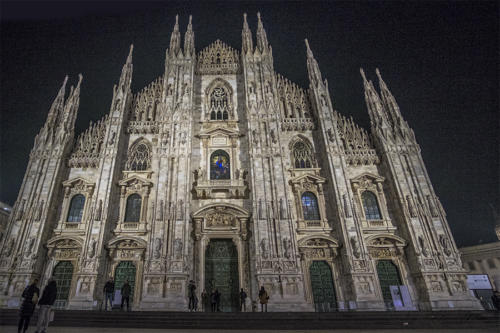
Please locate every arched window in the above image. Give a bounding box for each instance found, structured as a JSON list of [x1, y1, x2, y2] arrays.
[[292, 140, 314, 169], [362, 191, 382, 220], [67, 194, 85, 222], [125, 194, 142, 222], [126, 139, 152, 171], [210, 150, 230, 180], [301, 192, 320, 220], [209, 86, 230, 120]]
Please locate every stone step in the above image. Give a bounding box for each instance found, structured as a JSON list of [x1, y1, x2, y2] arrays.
[[0, 309, 498, 330]]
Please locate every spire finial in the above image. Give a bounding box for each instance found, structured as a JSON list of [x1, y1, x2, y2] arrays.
[[305, 38, 313, 58], [256, 12, 269, 52], [175, 14, 179, 26], [189, 15, 192, 25], [360, 68, 367, 82], [257, 12, 261, 21]]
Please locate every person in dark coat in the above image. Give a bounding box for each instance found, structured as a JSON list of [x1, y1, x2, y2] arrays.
[[187, 280, 196, 311], [18, 278, 40, 333], [492, 290, 500, 311], [35, 278, 57, 333], [201, 289, 208, 312], [120, 280, 132, 311], [258, 286, 269, 312], [103, 278, 115, 311], [239, 288, 247, 312], [210, 289, 217, 312], [214, 289, 221, 312]]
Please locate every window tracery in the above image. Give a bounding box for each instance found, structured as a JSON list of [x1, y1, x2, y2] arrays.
[[209, 87, 230, 120], [301, 192, 320, 220], [362, 191, 382, 220], [126, 139, 152, 171], [292, 140, 315, 168], [125, 194, 142, 222], [67, 194, 85, 222]]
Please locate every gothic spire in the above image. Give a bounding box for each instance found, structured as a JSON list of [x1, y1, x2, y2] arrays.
[[376, 68, 402, 120], [45, 75, 68, 129], [242, 13, 253, 54], [118, 44, 133, 89], [169, 14, 181, 56], [304, 39, 323, 86], [360, 68, 388, 129], [184, 15, 195, 57], [256, 12, 269, 53], [62, 74, 82, 133]]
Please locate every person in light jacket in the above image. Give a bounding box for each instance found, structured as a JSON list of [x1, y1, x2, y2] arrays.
[[35, 278, 57, 333]]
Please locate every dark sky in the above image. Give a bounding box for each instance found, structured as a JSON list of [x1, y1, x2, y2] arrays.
[[0, 1, 498, 247]]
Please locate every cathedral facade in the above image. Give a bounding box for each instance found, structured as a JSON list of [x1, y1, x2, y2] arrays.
[[0, 14, 481, 311]]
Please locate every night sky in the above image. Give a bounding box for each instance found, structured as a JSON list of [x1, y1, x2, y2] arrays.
[[1, 1, 498, 247]]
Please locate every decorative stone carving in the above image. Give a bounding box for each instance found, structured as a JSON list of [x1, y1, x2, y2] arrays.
[[196, 40, 240, 75], [69, 115, 108, 168], [205, 211, 236, 227], [276, 74, 315, 131], [334, 111, 379, 165], [439, 234, 452, 257], [154, 237, 162, 259], [260, 238, 269, 259], [173, 238, 183, 260], [283, 237, 292, 259]]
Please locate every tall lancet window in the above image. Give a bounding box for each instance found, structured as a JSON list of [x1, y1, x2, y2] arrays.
[[301, 192, 320, 220], [362, 191, 382, 220], [292, 140, 314, 169], [209, 87, 229, 120], [210, 150, 230, 180], [125, 194, 142, 222], [67, 194, 85, 222], [126, 139, 152, 171]]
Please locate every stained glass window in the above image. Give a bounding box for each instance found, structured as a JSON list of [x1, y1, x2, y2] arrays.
[[210, 150, 230, 180], [209, 87, 230, 120], [362, 191, 382, 220], [301, 192, 320, 220], [67, 194, 85, 222], [126, 140, 151, 171], [125, 194, 142, 222], [292, 141, 314, 169]]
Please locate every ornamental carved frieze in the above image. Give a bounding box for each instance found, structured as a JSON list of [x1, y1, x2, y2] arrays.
[[107, 238, 146, 260], [47, 238, 82, 260], [298, 237, 340, 261], [205, 211, 237, 228], [69, 115, 108, 168], [196, 40, 240, 75], [365, 234, 407, 259], [63, 178, 95, 197]]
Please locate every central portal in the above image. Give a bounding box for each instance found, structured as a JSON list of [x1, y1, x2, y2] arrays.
[[204, 239, 239, 312]]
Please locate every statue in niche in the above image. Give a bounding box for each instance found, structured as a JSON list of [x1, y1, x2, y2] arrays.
[[439, 235, 451, 256], [283, 238, 292, 259], [350, 236, 360, 259], [154, 237, 162, 259], [260, 238, 269, 259], [270, 129, 277, 144], [258, 199, 263, 219], [25, 237, 35, 256], [174, 238, 183, 259], [407, 196, 416, 217], [157, 200, 164, 221], [178, 200, 184, 220], [108, 131, 116, 145], [95, 200, 102, 221], [343, 194, 352, 218], [88, 239, 97, 259], [418, 236, 428, 257], [279, 198, 285, 220], [5, 238, 14, 257]]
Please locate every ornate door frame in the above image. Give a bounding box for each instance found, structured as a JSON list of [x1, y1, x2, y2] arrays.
[[298, 235, 344, 307], [192, 204, 250, 300], [107, 236, 146, 307]]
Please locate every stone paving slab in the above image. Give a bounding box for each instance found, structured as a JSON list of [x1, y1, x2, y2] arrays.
[[2, 328, 499, 333]]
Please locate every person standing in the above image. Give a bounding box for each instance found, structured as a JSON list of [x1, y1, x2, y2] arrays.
[[188, 280, 196, 311], [258, 286, 269, 312], [215, 289, 221, 312], [18, 278, 39, 333], [210, 289, 217, 312], [34, 278, 57, 333], [120, 280, 131, 311], [103, 278, 115, 311], [239, 288, 247, 312], [201, 289, 208, 312]]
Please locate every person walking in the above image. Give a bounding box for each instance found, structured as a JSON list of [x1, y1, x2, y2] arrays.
[[103, 278, 115, 311], [210, 289, 217, 312], [34, 278, 57, 333], [120, 280, 131, 311], [18, 278, 39, 333], [188, 280, 196, 311], [239, 288, 247, 312], [258, 286, 269, 312], [201, 289, 208, 312]]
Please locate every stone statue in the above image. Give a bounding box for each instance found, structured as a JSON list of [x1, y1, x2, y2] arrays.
[[88, 239, 97, 258], [174, 238, 183, 259], [154, 237, 162, 259], [350, 237, 360, 259], [260, 238, 269, 259], [95, 200, 102, 221], [283, 238, 292, 259]]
